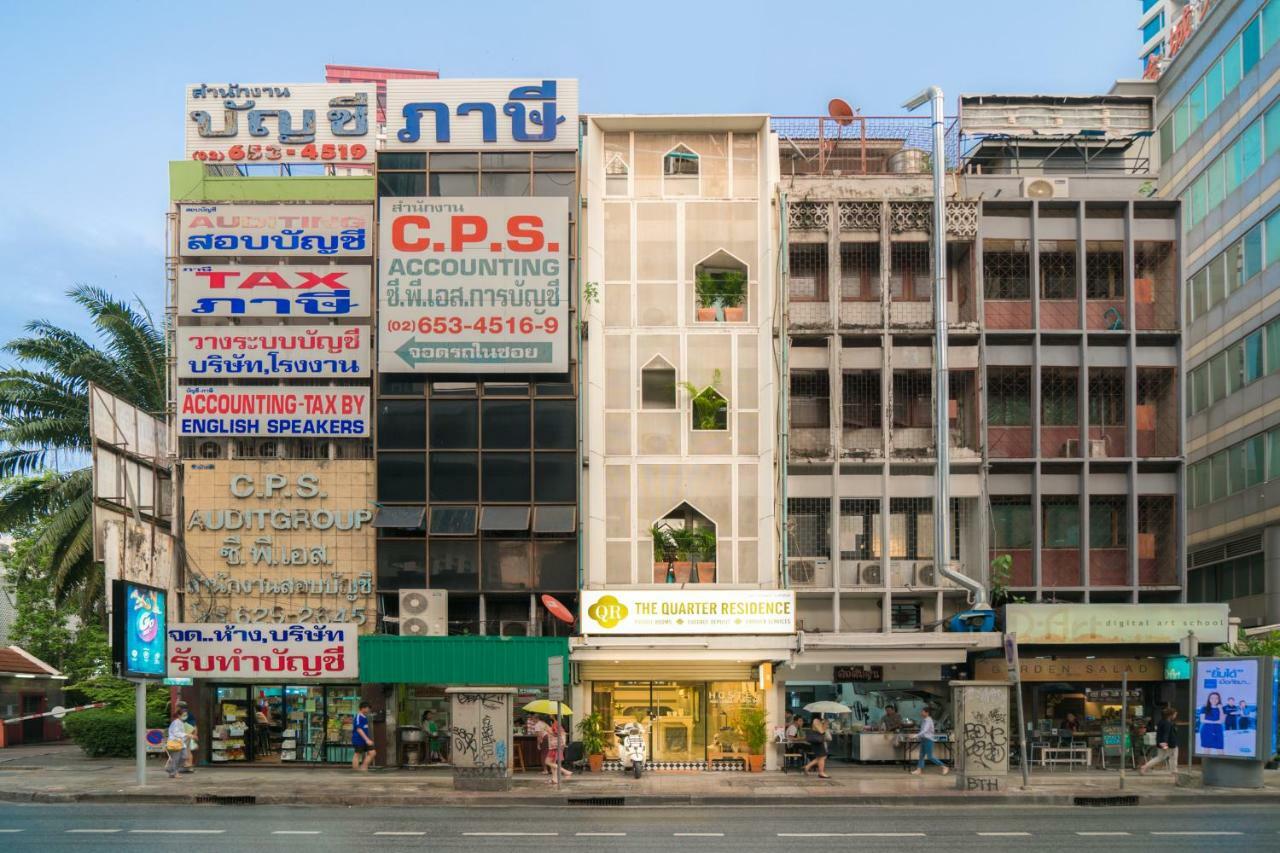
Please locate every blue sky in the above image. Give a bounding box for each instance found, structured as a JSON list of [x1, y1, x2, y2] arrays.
[[0, 0, 1137, 346]]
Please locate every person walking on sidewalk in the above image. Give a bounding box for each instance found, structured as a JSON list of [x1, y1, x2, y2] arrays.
[[803, 718, 830, 778], [1139, 707, 1179, 776], [178, 701, 196, 774], [352, 701, 376, 772], [164, 708, 189, 780], [911, 707, 949, 776]]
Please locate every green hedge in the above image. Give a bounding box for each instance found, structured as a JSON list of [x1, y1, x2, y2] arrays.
[[64, 706, 170, 758]]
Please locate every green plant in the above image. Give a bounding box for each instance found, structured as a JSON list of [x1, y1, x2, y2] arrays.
[[63, 710, 137, 758], [1226, 630, 1280, 657], [737, 702, 769, 755], [989, 553, 1025, 608], [678, 370, 728, 430], [651, 523, 676, 561], [695, 270, 746, 309], [577, 712, 607, 756]]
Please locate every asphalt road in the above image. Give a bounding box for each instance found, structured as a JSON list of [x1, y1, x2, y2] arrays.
[[0, 803, 1276, 851]]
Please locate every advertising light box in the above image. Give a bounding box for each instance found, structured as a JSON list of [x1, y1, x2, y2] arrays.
[[1193, 658, 1260, 760], [111, 580, 167, 679], [580, 590, 795, 636], [378, 197, 569, 373]]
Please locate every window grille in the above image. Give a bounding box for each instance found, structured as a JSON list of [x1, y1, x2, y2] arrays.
[[983, 239, 1031, 300]]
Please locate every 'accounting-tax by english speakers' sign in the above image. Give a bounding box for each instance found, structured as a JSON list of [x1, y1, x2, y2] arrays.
[[178, 387, 369, 437], [581, 590, 795, 636], [1004, 603, 1230, 645]]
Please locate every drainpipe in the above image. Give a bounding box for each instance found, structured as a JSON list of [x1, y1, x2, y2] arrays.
[[904, 86, 989, 610], [576, 118, 585, 596], [778, 189, 790, 589]]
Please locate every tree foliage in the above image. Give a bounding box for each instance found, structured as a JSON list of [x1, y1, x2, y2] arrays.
[[0, 286, 165, 617]]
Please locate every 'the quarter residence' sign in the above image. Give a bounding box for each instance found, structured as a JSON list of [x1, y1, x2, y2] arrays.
[[1004, 603, 1229, 645], [581, 590, 795, 635]]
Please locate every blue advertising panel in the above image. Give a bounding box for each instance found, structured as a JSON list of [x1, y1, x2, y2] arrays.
[[112, 581, 167, 679], [1272, 658, 1279, 759], [1192, 658, 1259, 759]]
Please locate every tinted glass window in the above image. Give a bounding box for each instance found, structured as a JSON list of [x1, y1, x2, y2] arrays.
[[483, 452, 531, 501], [377, 540, 425, 590], [429, 540, 479, 591], [533, 152, 577, 168], [430, 153, 477, 170], [378, 400, 426, 449], [429, 506, 477, 536], [482, 172, 531, 196], [429, 452, 478, 501], [378, 172, 426, 197], [379, 153, 425, 169], [535, 540, 577, 590], [430, 399, 477, 448], [534, 453, 576, 502], [482, 400, 531, 448], [482, 540, 531, 590], [377, 452, 426, 502], [533, 172, 576, 199], [534, 400, 575, 448], [430, 173, 478, 196], [483, 153, 530, 169]]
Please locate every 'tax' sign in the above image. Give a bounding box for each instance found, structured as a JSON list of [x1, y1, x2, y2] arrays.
[[178, 265, 372, 317]]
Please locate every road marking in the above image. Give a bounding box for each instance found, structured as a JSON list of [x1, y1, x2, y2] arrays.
[[1077, 832, 1132, 836], [67, 829, 122, 834], [129, 830, 225, 835], [463, 832, 560, 837], [778, 833, 860, 837], [375, 831, 427, 836], [847, 833, 927, 838], [1151, 831, 1243, 836], [576, 832, 627, 837], [0, 831, 23, 834], [273, 830, 321, 835], [675, 832, 725, 836], [979, 832, 1032, 836]]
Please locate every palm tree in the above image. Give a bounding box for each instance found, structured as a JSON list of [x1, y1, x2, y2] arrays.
[[0, 286, 165, 617]]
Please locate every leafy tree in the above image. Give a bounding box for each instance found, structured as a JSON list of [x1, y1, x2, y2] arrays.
[[4, 528, 74, 667], [1225, 631, 1280, 658], [0, 286, 165, 617]]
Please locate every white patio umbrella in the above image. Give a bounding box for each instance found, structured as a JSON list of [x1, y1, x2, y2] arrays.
[[803, 700, 852, 717]]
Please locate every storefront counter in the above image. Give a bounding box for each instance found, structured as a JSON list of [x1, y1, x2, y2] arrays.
[[852, 731, 901, 762]]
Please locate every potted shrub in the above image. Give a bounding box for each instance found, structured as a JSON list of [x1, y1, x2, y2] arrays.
[[695, 270, 746, 322], [679, 370, 728, 431], [737, 702, 769, 772], [718, 270, 747, 322], [577, 712, 607, 772]]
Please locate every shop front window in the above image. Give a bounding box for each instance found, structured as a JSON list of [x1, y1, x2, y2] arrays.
[[210, 684, 359, 764], [590, 680, 757, 767]]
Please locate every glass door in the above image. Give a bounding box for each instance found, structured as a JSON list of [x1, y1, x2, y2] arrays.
[[650, 682, 705, 763], [282, 686, 326, 763], [325, 687, 362, 764], [211, 686, 250, 762]]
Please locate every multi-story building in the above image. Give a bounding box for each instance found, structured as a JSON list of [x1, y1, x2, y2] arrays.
[[575, 115, 787, 769], [1141, 0, 1190, 75], [1157, 0, 1280, 628]]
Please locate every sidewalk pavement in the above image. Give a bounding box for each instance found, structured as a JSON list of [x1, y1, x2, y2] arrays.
[[1, 743, 1278, 806]]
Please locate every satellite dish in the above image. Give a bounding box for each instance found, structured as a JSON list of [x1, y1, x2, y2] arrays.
[[541, 594, 575, 625], [828, 98, 855, 126]]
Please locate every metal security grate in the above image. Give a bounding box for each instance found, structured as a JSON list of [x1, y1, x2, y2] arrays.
[[567, 797, 627, 807], [195, 794, 257, 806], [1073, 795, 1138, 807]]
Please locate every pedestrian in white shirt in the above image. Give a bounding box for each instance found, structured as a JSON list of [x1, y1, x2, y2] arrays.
[[165, 708, 189, 779], [910, 707, 949, 776]]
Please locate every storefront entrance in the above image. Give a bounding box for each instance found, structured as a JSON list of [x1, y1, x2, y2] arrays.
[[208, 684, 361, 764], [590, 680, 760, 769]]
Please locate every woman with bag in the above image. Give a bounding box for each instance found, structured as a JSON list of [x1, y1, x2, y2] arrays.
[[803, 718, 830, 778], [541, 718, 573, 782], [165, 708, 190, 779]]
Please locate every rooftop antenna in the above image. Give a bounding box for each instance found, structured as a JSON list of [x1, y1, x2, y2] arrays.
[[823, 98, 857, 173]]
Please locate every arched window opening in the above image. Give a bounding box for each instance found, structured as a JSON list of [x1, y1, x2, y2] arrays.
[[650, 502, 717, 583]]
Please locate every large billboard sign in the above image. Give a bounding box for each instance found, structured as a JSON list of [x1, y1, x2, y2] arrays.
[[177, 265, 372, 318], [185, 83, 376, 165], [1193, 658, 1260, 759], [384, 79, 579, 149], [580, 590, 795, 635], [177, 387, 370, 437], [177, 325, 370, 379], [179, 204, 373, 257], [378, 197, 569, 373]]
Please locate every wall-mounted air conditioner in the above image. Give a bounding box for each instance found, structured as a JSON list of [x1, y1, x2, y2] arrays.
[[858, 563, 882, 586], [787, 557, 830, 587], [1022, 177, 1069, 199], [1088, 438, 1109, 458], [399, 589, 447, 637]]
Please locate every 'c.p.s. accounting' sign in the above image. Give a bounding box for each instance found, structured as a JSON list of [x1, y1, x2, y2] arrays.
[[580, 590, 795, 636]]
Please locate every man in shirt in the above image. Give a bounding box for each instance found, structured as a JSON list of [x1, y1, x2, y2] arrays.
[[352, 701, 375, 772], [1139, 708, 1179, 777], [881, 705, 905, 732]]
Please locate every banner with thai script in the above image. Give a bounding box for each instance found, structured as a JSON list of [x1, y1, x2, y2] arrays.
[[378, 197, 568, 373], [177, 325, 371, 379], [177, 265, 372, 318], [185, 83, 375, 165], [178, 387, 369, 436], [166, 623, 358, 680], [179, 204, 373, 257], [385, 79, 578, 149]]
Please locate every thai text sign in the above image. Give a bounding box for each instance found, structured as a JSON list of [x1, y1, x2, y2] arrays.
[[179, 204, 373, 257], [182, 462, 375, 631], [177, 265, 372, 318], [1193, 658, 1259, 759], [580, 590, 795, 635], [178, 387, 369, 437], [1004, 603, 1229, 645], [177, 325, 370, 379], [186, 83, 375, 165], [385, 79, 578, 149], [166, 623, 358, 680], [974, 657, 1165, 682], [378, 197, 568, 373]]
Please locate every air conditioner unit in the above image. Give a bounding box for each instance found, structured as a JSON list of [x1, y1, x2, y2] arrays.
[[859, 563, 882, 586], [1022, 177, 1069, 199], [1063, 438, 1080, 458], [399, 589, 447, 637], [1088, 438, 1109, 458], [499, 620, 529, 637], [787, 557, 829, 587], [917, 563, 936, 586]]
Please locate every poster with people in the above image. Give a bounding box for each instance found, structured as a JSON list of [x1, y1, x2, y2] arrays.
[[1192, 658, 1259, 759]]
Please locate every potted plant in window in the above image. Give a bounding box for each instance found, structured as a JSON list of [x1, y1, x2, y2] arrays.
[[737, 702, 769, 772], [718, 270, 747, 322], [695, 271, 722, 322], [695, 270, 746, 322], [577, 712, 607, 773], [679, 371, 728, 431]]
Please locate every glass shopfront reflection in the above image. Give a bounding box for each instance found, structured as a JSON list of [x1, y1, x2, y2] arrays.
[[591, 680, 760, 766]]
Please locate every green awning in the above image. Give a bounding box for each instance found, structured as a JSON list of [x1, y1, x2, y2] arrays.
[[358, 635, 569, 686]]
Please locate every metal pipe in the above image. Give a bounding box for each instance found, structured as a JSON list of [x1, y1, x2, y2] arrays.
[[778, 189, 790, 588], [905, 85, 988, 610]]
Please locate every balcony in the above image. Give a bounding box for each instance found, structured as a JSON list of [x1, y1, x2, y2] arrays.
[[789, 243, 832, 331], [840, 242, 882, 328], [988, 426, 1033, 459], [1041, 367, 1079, 459], [992, 547, 1034, 587], [983, 240, 1031, 329], [1134, 241, 1178, 331], [1088, 369, 1127, 457], [1089, 547, 1129, 586], [1039, 240, 1079, 330], [790, 370, 832, 461], [1041, 548, 1081, 586], [1136, 368, 1178, 458], [1085, 242, 1126, 331], [1138, 495, 1177, 585]]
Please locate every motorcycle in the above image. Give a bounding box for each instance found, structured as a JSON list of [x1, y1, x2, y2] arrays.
[[616, 722, 646, 779]]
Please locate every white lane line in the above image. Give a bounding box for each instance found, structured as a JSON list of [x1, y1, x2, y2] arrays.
[[675, 832, 725, 837], [979, 832, 1032, 836], [778, 833, 859, 837], [375, 831, 427, 836], [847, 833, 927, 838], [576, 832, 627, 836], [1077, 831, 1132, 836], [463, 832, 560, 837], [129, 829, 225, 834], [0, 831, 22, 834], [67, 829, 122, 834], [273, 830, 321, 835], [1151, 831, 1243, 836]]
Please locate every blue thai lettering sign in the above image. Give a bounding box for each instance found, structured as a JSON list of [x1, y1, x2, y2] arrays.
[[385, 79, 579, 149], [177, 265, 372, 318]]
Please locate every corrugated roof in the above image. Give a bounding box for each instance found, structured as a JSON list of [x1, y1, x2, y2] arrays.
[[359, 635, 568, 686]]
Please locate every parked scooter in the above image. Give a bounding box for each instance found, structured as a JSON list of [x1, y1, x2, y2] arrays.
[[616, 721, 646, 778]]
